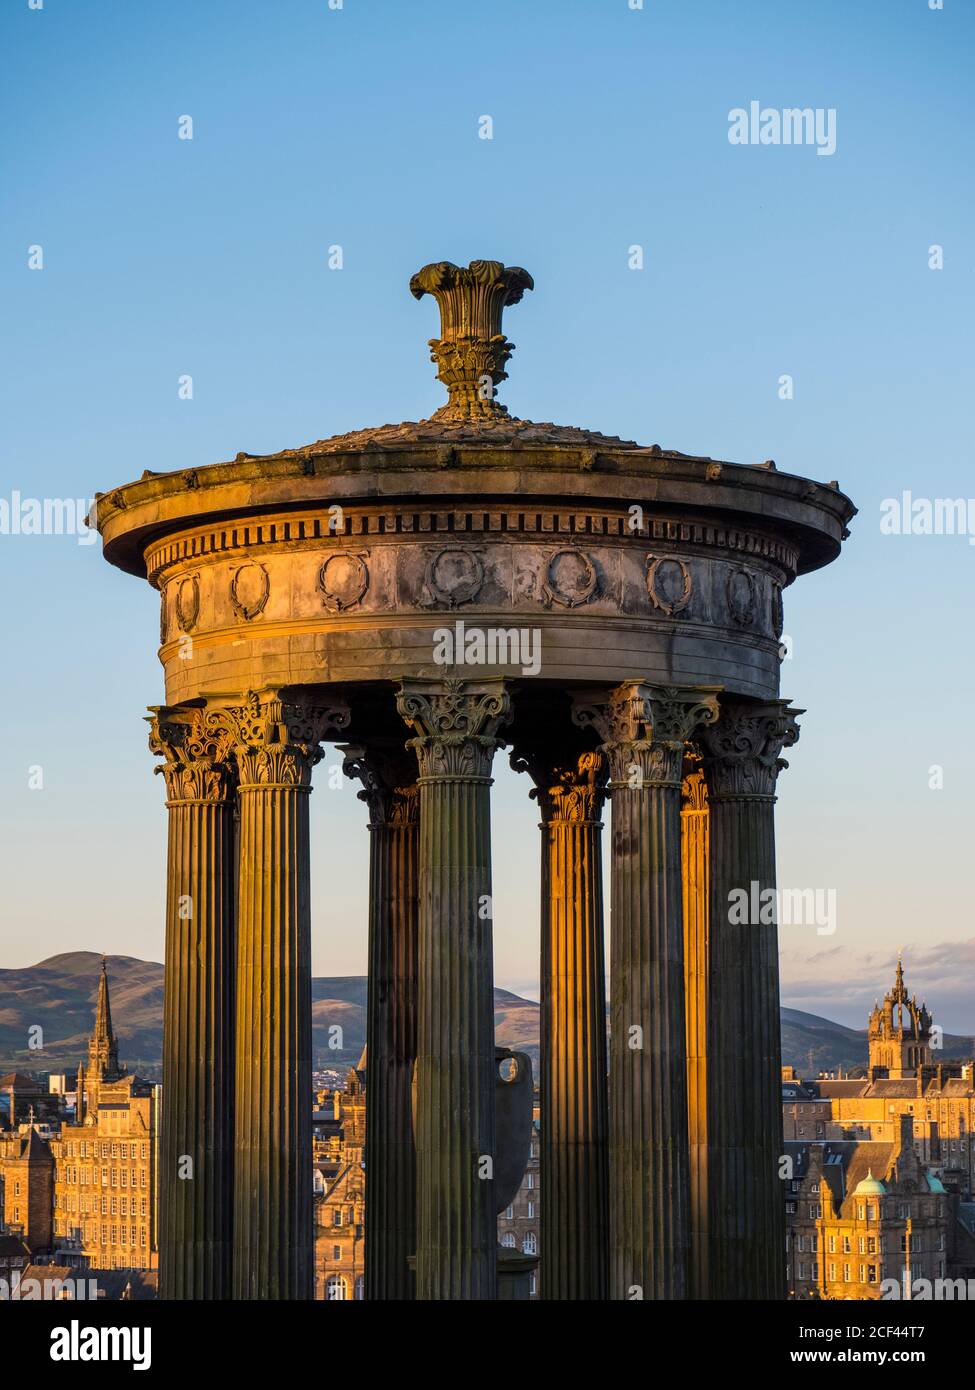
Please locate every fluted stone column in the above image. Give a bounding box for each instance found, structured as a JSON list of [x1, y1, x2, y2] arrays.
[[698, 700, 801, 1301], [213, 691, 349, 1300], [574, 683, 719, 1301], [681, 756, 710, 1299], [341, 742, 419, 1301], [149, 705, 236, 1300], [511, 745, 609, 1300], [396, 679, 511, 1301]]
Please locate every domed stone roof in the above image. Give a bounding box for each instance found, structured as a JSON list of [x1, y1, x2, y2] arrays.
[[853, 1169, 887, 1196]]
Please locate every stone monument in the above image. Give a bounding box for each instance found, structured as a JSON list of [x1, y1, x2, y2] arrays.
[[95, 258, 855, 1300]]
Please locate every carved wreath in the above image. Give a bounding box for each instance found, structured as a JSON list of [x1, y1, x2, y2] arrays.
[[540, 548, 598, 608], [646, 555, 692, 617], [318, 552, 369, 612], [229, 562, 270, 621], [175, 573, 200, 632]]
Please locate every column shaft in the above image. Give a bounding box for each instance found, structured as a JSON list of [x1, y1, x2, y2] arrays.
[[213, 691, 348, 1301], [397, 680, 510, 1301], [681, 764, 710, 1299], [150, 709, 235, 1300], [513, 746, 609, 1299], [574, 683, 719, 1301], [342, 746, 419, 1300], [700, 700, 801, 1301], [234, 779, 313, 1300]]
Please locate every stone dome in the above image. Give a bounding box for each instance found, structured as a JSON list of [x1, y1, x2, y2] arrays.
[[854, 1169, 886, 1196]]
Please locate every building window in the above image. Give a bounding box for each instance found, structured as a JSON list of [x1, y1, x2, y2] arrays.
[[501, 1233, 516, 1248], [332, 1245, 341, 1261], [843, 1264, 851, 1282], [527, 1201, 534, 1219], [355, 1276, 364, 1301], [867, 1265, 877, 1282], [812, 1262, 819, 1280], [505, 1205, 513, 1220], [523, 1233, 537, 1256], [333, 1209, 342, 1226], [325, 1275, 347, 1301], [827, 1263, 836, 1281], [857, 1204, 865, 1220], [858, 1265, 866, 1282]]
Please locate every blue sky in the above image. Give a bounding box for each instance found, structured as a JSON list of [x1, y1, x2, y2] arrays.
[[1, 0, 973, 1029]]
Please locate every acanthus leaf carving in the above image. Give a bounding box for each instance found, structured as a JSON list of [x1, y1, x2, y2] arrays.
[[396, 678, 511, 781]]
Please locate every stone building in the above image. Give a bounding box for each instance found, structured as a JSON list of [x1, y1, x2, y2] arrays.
[[0, 1073, 61, 1130], [48, 963, 159, 1273], [782, 961, 975, 1196], [0, 1125, 54, 1254], [497, 1117, 540, 1298], [785, 1116, 949, 1299], [314, 1057, 366, 1300]]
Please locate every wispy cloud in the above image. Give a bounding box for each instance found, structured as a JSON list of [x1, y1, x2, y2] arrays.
[[781, 938, 975, 1035]]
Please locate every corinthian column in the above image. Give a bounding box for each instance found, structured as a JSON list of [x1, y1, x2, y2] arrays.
[[681, 755, 710, 1299], [149, 704, 236, 1300], [573, 683, 720, 1301], [395, 679, 511, 1301], [510, 744, 609, 1300], [211, 690, 349, 1301], [341, 742, 419, 1301], [697, 700, 801, 1301]]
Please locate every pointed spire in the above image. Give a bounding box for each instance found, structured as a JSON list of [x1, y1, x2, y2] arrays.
[[88, 957, 122, 1083]]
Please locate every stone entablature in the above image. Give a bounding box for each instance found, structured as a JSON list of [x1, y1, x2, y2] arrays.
[[149, 505, 794, 704]]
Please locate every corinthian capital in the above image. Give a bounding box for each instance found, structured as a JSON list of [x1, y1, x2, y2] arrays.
[[510, 747, 607, 825], [339, 741, 420, 829], [203, 689, 351, 790], [572, 683, 721, 789], [396, 679, 511, 781], [697, 700, 803, 800], [148, 704, 236, 804]]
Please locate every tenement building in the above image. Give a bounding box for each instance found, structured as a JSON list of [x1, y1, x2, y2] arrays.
[[48, 963, 158, 1273], [314, 1056, 366, 1300], [95, 257, 855, 1299], [785, 1117, 950, 1299]]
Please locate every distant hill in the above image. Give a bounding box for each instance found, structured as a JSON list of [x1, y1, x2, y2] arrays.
[[2, 953, 971, 1080]]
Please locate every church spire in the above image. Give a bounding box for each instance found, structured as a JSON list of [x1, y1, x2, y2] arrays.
[[88, 957, 123, 1083]]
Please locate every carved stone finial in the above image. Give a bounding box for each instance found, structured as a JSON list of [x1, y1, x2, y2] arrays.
[[410, 259, 534, 422]]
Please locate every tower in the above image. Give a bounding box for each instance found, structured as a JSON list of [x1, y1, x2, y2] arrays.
[[86, 959, 125, 1107], [2, 1123, 54, 1255], [868, 955, 932, 1079]]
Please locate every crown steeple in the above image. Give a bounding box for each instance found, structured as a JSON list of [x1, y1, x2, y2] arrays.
[[868, 954, 932, 1079]]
